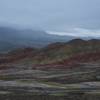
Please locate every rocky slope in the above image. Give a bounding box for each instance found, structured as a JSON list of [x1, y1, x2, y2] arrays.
[[0, 39, 100, 100], [0, 39, 100, 68]]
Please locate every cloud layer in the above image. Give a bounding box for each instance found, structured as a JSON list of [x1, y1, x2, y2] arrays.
[[0, 0, 100, 36], [47, 28, 100, 37]]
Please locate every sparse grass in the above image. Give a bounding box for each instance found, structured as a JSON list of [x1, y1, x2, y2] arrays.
[[17, 79, 35, 83], [38, 81, 83, 90], [86, 91, 100, 95], [0, 75, 16, 80], [39, 81, 64, 87], [49, 92, 67, 96]]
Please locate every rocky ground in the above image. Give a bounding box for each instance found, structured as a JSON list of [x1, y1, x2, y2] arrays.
[[0, 62, 100, 100]]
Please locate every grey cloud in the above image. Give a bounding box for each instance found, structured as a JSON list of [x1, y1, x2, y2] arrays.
[[0, 0, 100, 35]]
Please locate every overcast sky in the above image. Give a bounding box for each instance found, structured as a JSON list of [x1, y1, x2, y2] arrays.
[[0, 0, 100, 37]]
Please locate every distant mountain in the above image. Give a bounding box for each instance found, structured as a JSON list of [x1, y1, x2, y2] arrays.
[[0, 26, 75, 52]]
